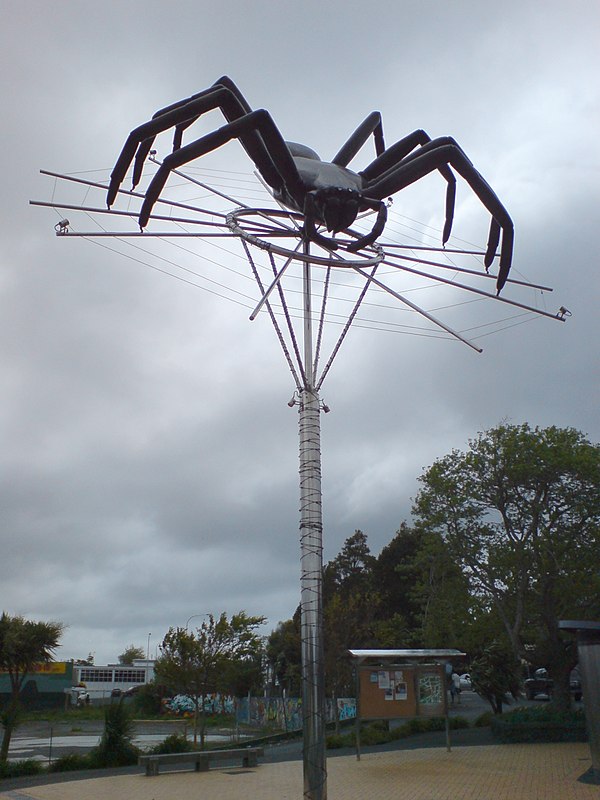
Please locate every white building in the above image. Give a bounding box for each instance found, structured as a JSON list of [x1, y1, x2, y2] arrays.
[[71, 659, 155, 702]]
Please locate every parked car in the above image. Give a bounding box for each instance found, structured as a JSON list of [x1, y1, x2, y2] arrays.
[[524, 668, 582, 701], [459, 673, 472, 690]]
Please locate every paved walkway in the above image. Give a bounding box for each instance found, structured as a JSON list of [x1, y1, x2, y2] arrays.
[[1, 742, 596, 800]]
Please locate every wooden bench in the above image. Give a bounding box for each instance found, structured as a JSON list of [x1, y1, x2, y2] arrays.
[[139, 746, 264, 776]]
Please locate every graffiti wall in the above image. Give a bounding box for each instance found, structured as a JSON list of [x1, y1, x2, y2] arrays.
[[162, 693, 356, 730], [236, 696, 356, 731], [164, 693, 236, 715]]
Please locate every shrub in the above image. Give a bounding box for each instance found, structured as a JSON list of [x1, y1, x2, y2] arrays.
[[49, 753, 94, 772], [326, 732, 351, 749], [406, 718, 428, 734], [151, 732, 193, 754], [0, 759, 44, 778], [359, 724, 390, 746], [131, 683, 164, 717], [88, 699, 140, 767], [501, 705, 585, 724], [326, 715, 471, 749], [491, 705, 587, 743], [389, 723, 411, 740], [423, 717, 446, 732], [474, 711, 494, 728]]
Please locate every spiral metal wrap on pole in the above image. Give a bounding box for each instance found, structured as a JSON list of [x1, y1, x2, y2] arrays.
[[298, 388, 326, 800]]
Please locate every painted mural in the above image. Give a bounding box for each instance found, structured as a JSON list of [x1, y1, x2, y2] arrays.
[[236, 696, 356, 730], [161, 693, 356, 730]]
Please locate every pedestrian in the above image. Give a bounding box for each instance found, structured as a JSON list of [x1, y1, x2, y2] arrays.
[[450, 672, 461, 704]]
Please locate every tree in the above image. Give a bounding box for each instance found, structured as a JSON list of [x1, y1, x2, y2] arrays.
[[154, 611, 265, 747], [325, 530, 375, 602], [469, 641, 521, 714], [0, 613, 63, 762], [321, 531, 380, 729], [413, 423, 600, 710], [118, 645, 145, 665], [371, 523, 425, 637], [410, 529, 475, 650], [266, 616, 302, 696], [74, 653, 94, 666]]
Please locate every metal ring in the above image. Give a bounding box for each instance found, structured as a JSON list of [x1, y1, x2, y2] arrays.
[[227, 207, 384, 268]]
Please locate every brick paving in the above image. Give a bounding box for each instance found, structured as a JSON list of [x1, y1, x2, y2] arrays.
[[1, 743, 596, 800]]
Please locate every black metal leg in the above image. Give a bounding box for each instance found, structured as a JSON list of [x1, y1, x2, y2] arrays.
[[361, 130, 456, 243], [108, 78, 263, 206], [365, 137, 513, 291], [138, 109, 304, 228], [331, 112, 385, 167]]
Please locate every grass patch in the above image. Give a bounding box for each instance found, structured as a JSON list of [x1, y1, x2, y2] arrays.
[[23, 707, 106, 723]]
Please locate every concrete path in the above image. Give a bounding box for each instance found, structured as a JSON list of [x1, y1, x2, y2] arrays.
[[1, 742, 596, 800]]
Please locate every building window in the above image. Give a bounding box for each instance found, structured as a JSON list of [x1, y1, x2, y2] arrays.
[[113, 670, 146, 683], [79, 669, 114, 682]]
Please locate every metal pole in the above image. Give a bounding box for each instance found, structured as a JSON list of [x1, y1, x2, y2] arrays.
[[299, 240, 327, 800], [559, 621, 600, 780]]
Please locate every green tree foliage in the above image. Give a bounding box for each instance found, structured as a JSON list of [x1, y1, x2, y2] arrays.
[[371, 523, 424, 637], [0, 613, 63, 763], [469, 641, 521, 714], [266, 616, 302, 696], [118, 645, 145, 665], [413, 423, 600, 709], [325, 530, 374, 602], [131, 681, 169, 716], [323, 531, 378, 714], [154, 611, 265, 746]]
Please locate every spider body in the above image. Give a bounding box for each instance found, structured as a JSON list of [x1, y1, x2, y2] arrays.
[[107, 76, 513, 291]]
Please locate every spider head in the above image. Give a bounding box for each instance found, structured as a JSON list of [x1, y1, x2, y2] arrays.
[[309, 187, 361, 233], [303, 189, 387, 253]]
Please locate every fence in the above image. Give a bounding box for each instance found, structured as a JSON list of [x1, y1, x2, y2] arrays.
[[236, 696, 356, 731]]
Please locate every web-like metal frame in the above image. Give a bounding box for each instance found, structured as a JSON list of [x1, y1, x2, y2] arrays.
[[32, 162, 566, 800]]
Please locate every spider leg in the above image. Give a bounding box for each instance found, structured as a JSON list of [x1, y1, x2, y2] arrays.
[[346, 199, 388, 252], [162, 76, 253, 153], [361, 130, 456, 244], [138, 109, 304, 229], [107, 78, 267, 207], [331, 112, 385, 167], [363, 137, 513, 293]]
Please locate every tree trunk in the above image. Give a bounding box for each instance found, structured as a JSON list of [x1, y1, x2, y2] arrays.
[[199, 699, 206, 750], [0, 701, 20, 763], [193, 701, 198, 746], [549, 660, 573, 713]]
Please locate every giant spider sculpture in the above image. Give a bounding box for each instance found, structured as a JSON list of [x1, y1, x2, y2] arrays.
[[107, 76, 514, 292]]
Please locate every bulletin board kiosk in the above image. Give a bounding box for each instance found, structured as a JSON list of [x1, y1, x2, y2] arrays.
[[349, 649, 466, 759]]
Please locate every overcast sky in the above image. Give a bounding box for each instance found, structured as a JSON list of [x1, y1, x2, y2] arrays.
[[2, 0, 599, 666]]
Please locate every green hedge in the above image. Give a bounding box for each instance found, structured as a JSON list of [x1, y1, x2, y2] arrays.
[[326, 716, 469, 749], [491, 705, 587, 743]]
